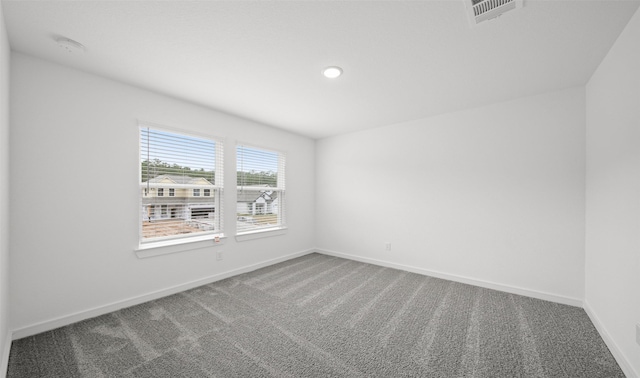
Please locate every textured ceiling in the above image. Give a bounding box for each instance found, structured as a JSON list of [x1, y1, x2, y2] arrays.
[[3, 0, 639, 139]]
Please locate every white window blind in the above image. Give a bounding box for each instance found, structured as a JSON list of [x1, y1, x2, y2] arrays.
[[236, 144, 286, 234], [140, 126, 224, 245]]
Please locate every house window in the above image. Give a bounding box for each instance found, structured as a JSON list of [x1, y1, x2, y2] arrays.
[[140, 125, 224, 246], [204, 189, 211, 196], [236, 144, 286, 235]]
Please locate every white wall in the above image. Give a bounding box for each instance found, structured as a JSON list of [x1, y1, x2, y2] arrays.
[[9, 53, 315, 334], [0, 2, 11, 376], [585, 7, 640, 378], [316, 86, 586, 303]]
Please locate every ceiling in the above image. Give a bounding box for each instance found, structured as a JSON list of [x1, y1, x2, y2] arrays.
[[3, 0, 639, 139]]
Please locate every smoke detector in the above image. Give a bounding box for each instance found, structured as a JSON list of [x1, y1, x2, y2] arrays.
[[466, 0, 523, 25], [54, 36, 86, 54]]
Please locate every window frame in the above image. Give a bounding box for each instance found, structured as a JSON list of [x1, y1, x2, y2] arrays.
[[138, 122, 225, 252]]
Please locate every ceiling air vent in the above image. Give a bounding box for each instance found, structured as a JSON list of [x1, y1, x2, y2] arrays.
[[466, 0, 523, 25]]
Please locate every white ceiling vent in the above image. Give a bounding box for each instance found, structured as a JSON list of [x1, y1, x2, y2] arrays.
[[466, 0, 523, 25]]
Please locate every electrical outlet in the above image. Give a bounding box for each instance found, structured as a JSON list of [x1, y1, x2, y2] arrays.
[[636, 324, 640, 346], [216, 251, 223, 261], [385, 242, 391, 251]]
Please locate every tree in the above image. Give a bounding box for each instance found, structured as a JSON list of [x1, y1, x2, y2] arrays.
[[141, 159, 277, 187], [237, 170, 277, 187], [141, 159, 215, 183]]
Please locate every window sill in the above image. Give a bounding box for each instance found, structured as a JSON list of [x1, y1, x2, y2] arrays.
[[135, 234, 226, 258], [235, 227, 288, 242]]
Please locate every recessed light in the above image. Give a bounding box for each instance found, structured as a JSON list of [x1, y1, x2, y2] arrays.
[[54, 36, 86, 54], [322, 66, 343, 79]]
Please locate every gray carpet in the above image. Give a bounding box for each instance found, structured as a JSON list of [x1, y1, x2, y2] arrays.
[[7, 253, 625, 377]]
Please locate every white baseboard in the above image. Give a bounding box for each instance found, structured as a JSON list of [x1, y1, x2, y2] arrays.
[[584, 301, 638, 378], [12, 249, 315, 340], [1, 333, 10, 378], [315, 248, 583, 307]]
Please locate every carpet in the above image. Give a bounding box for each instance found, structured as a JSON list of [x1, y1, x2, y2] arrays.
[[7, 253, 625, 377]]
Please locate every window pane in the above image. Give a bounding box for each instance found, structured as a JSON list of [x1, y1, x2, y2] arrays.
[[140, 127, 223, 243], [237, 145, 279, 188], [236, 144, 285, 234]]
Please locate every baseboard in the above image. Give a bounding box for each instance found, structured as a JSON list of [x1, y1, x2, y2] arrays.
[[1, 333, 9, 378], [12, 248, 315, 340], [315, 248, 583, 307], [584, 301, 638, 378]]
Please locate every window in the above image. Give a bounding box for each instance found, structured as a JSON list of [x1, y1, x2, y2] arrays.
[[140, 125, 224, 246], [236, 144, 285, 234], [204, 189, 211, 196]]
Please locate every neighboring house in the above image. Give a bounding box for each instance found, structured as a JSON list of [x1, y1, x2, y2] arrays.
[[237, 188, 279, 216], [141, 174, 216, 222]]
